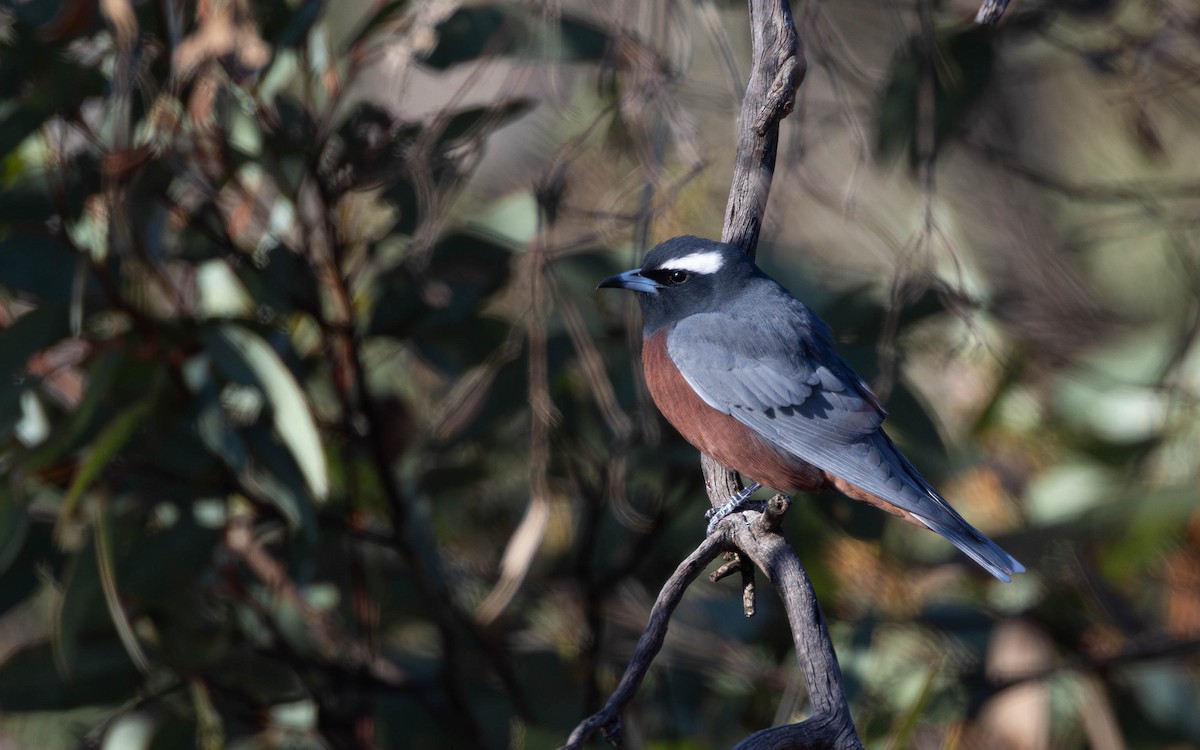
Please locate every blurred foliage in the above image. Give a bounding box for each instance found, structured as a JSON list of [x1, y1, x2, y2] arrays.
[[0, 1, 1199, 750]]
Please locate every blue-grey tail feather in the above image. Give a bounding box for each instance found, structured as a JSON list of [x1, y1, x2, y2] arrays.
[[910, 511, 1024, 583], [882, 434, 1024, 582]]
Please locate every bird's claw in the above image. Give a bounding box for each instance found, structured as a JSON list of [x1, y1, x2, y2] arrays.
[[705, 482, 764, 534]]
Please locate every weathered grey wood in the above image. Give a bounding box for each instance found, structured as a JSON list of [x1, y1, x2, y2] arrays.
[[564, 1, 865, 746], [560, 536, 724, 749], [719, 0, 806, 258], [706, 1, 863, 745]]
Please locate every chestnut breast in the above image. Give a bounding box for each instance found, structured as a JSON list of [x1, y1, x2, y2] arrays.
[[641, 328, 826, 494]]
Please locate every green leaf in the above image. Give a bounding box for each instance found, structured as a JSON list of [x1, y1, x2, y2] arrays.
[[1025, 460, 1117, 525], [267, 0, 322, 48], [53, 537, 106, 678], [556, 16, 612, 61], [93, 503, 152, 675], [369, 231, 513, 339], [0, 705, 114, 750], [242, 422, 319, 541], [20, 344, 129, 477], [0, 304, 71, 383], [327, 103, 421, 194], [208, 324, 329, 501], [439, 99, 532, 143], [469, 192, 539, 248], [0, 639, 142, 711], [0, 50, 106, 161], [194, 388, 250, 475], [235, 245, 321, 314], [0, 488, 29, 575], [422, 6, 528, 69], [413, 316, 511, 375], [876, 27, 994, 164], [0, 304, 71, 435], [59, 396, 157, 522]]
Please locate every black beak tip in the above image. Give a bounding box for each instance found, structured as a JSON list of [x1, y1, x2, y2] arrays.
[[598, 268, 658, 294], [597, 273, 627, 290]]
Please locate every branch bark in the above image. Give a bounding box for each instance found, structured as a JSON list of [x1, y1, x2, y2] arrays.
[[561, 536, 725, 749], [723, 511, 862, 749], [707, 2, 862, 745], [720, 0, 805, 257], [565, 1, 865, 747]]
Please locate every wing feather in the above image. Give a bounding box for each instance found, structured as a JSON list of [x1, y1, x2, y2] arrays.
[[666, 308, 1022, 581]]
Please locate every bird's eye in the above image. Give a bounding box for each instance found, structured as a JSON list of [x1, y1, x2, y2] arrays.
[[668, 270, 689, 284]]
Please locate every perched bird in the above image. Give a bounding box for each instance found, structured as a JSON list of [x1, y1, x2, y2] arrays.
[[599, 236, 1024, 582]]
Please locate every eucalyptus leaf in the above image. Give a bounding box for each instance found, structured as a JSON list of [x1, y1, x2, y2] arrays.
[[0, 304, 71, 384], [0, 639, 141, 711], [0, 489, 29, 575], [242, 422, 320, 542], [0, 304, 71, 435], [422, 6, 527, 69], [208, 324, 329, 502], [0, 234, 82, 303], [876, 27, 994, 164], [59, 396, 157, 524]]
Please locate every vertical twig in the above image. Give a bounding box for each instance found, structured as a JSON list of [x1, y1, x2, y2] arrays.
[[565, 0, 865, 747], [719, 0, 806, 257], [705, 2, 861, 743]]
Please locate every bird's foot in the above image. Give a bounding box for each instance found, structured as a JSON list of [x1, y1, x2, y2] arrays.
[[705, 482, 764, 535]]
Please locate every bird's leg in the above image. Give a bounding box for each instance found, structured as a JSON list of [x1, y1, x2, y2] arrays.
[[705, 481, 765, 534]]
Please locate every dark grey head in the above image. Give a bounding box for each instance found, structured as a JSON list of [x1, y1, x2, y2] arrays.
[[598, 236, 762, 334]]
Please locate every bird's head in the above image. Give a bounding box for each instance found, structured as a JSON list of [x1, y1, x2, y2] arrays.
[[597, 236, 757, 333]]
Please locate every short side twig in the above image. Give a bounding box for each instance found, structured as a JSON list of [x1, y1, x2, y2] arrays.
[[560, 535, 725, 749]]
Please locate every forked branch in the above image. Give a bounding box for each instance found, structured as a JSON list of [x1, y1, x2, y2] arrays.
[[561, 536, 725, 749], [565, 0, 864, 747]]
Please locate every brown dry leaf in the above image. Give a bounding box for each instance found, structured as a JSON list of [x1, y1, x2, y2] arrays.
[[100, 0, 137, 51], [26, 338, 91, 409], [173, 4, 270, 81], [978, 619, 1053, 750], [1163, 512, 1200, 639], [942, 466, 1023, 534]]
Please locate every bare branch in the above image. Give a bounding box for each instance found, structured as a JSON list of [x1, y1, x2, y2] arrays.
[[721, 516, 863, 749], [705, 0, 806, 520], [721, 0, 807, 256], [560, 535, 725, 749], [568, 1, 863, 746], [706, 0, 864, 746]]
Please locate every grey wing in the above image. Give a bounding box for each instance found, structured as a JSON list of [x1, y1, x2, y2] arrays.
[[668, 311, 1024, 581], [666, 312, 897, 496]]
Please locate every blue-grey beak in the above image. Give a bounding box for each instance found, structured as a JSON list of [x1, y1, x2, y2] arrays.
[[597, 268, 661, 295]]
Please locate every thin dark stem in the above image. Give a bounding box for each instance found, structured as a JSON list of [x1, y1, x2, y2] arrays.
[[710, 0, 862, 746], [560, 535, 725, 749]]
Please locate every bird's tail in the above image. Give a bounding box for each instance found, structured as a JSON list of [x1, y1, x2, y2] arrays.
[[910, 510, 1024, 583], [882, 435, 1025, 583]]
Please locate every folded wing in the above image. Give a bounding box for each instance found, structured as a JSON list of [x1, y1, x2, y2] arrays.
[[667, 308, 1023, 581]]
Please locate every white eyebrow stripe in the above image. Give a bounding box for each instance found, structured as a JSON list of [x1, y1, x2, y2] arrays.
[[658, 250, 724, 275]]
